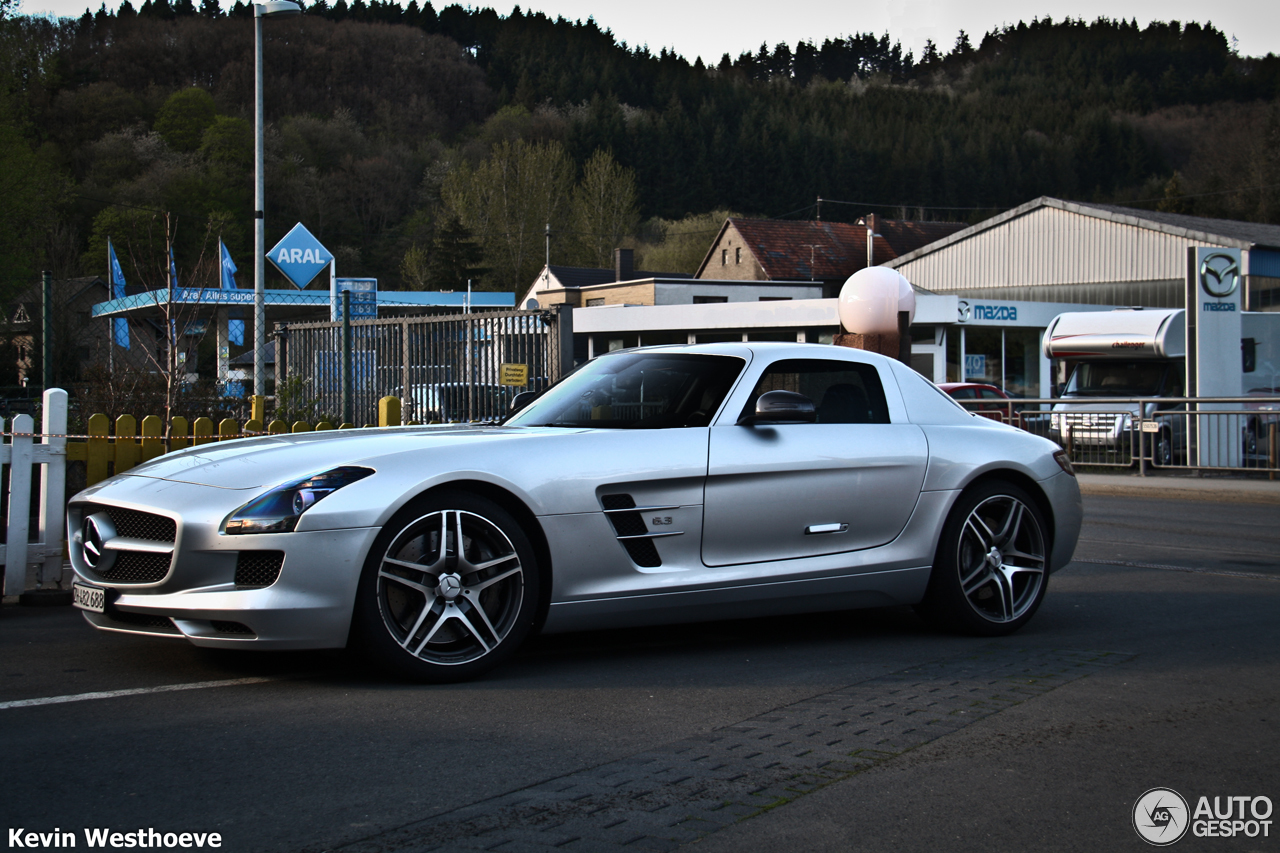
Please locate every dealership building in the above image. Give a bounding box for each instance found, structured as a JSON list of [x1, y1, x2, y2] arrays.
[[566, 198, 1280, 397]]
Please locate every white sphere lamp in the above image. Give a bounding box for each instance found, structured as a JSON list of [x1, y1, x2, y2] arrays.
[[838, 267, 914, 334]]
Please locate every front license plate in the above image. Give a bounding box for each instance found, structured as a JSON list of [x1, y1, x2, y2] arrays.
[[72, 581, 106, 613]]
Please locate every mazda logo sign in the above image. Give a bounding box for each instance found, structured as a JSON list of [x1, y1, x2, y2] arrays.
[[1199, 252, 1240, 299], [79, 512, 118, 572]]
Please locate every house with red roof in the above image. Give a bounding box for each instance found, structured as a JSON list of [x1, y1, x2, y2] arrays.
[[695, 216, 967, 297]]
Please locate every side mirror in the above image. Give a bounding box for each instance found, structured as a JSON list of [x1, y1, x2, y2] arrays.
[[509, 390, 539, 415], [738, 390, 816, 426]]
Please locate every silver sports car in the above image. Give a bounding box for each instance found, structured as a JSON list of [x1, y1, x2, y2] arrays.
[[68, 343, 1081, 681]]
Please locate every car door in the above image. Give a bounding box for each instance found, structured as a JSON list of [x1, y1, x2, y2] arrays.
[[701, 357, 928, 567]]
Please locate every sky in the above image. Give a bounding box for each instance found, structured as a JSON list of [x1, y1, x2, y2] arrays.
[[15, 0, 1280, 61]]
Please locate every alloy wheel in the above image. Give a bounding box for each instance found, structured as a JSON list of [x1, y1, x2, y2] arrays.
[[375, 509, 525, 666], [955, 495, 1046, 624]]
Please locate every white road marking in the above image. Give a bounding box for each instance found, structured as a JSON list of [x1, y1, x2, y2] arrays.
[[0, 676, 277, 710], [1075, 557, 1277, 581]]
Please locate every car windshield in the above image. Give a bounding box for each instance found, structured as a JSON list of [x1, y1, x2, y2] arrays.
[[1065, 362, 1168, 396], [505, 351, 745, 429]]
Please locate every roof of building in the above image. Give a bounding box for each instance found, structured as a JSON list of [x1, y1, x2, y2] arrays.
[[886, 197, 1280, 269], [546, 265, 692, 289], [698, 218, 968, 280]]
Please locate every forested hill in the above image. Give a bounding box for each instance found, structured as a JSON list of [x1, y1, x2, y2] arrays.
[[1, 2, 1278, 300]]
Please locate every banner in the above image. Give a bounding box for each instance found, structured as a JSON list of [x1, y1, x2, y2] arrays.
[[220, 240, 239, 290], [107, 238, 130, 349]]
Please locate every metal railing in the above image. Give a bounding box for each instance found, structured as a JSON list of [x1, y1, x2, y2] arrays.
[[955, 396, 1280, 477], [275, 308, 568, 427]]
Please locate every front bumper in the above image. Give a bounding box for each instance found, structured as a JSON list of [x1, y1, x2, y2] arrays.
[[1039, 470, 1082, 573], [68, 490, 379, 649]]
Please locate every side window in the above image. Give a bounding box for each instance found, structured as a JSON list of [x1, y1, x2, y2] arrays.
[[949, 387, 976, 399], [743, 358, 891, 424]]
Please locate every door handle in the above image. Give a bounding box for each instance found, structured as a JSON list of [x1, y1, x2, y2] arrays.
[[805, 523, 848, 535]]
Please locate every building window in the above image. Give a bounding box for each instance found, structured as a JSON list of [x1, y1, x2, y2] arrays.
[[693, 296, 728, 304], [735, 247, 741, 264], [758, 296, 791, 301], [585, 298, 606, 306], [721, 249, 728, 266]]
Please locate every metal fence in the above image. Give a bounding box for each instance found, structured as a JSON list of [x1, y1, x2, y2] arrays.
[[956, 396, 1280, 477], [275, 308, 570, 426]]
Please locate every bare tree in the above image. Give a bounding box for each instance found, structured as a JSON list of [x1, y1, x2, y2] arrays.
[[113, 211, 221, 425]]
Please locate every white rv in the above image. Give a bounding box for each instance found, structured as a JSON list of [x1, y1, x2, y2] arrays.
[[1042, 308, 1280, 464]]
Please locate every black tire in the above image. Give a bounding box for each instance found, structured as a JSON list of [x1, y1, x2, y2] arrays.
[[352, 490, 541, 682], [916, 480, 1049, 636], [1154, 429, 1173, 467]]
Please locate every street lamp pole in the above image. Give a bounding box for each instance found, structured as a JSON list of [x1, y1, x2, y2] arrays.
[[253, 0, 300, 400]]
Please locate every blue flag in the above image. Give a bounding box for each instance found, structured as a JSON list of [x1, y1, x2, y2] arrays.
[[169, 246, 178, 288], [229, 318, 245, 346], [107, 238, 130, 350], [220, 240, 239, 289]]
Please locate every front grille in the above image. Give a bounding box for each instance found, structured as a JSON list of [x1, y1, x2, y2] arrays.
[[235, 551, 284, 588], [98, 551, 171, 583], [108, 610, 174, 629], [211, 621, 256, 636], [97, 507, 177, 543]]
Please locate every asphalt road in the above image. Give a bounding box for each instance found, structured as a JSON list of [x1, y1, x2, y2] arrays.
[[2, 493, 1277, 853]]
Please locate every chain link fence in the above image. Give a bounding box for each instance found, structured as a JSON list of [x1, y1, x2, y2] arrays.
[[274, 308, 570, 426]]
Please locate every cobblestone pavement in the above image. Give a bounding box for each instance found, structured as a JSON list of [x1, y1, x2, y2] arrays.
[[322, 645, 1133, 853]]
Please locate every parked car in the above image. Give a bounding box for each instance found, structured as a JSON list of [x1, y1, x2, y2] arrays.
[[939, 382, 1013, 421], [68, 343, 1081, 682]]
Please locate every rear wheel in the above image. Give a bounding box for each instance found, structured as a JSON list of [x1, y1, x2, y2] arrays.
[[916, 481, 1049, 636], [1154, 428, 1173, 467], [352, 491, 540, 682]]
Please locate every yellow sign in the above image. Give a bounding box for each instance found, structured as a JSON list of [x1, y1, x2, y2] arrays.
[[499, 363, 529, 386]]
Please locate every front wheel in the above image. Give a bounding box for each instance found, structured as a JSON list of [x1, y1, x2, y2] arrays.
[[352, 491, 541, 682], [916, 481, 1049, 636]]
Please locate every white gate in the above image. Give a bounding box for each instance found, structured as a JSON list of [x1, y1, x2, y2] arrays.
[[1, 388, 67, 597]]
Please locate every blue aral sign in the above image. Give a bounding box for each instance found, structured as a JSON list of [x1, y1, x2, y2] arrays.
[[268, 223, 333, 289]]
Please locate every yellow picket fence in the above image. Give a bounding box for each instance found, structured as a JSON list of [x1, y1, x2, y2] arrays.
[[66, 396, 406, 488]]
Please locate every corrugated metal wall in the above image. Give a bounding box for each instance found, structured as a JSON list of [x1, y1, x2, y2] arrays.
[[895, 207, 1229, 305]]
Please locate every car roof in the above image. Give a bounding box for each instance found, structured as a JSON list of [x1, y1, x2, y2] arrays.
[[602, 341, 894, 365]]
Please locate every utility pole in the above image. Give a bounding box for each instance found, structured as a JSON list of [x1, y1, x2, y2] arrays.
[[41, 270, 52, 391]]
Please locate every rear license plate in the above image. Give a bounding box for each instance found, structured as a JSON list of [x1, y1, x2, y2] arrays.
[[72, 581, 105, 613]]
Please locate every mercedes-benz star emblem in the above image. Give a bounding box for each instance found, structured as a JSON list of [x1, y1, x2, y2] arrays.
[[80, 512, 118, 572], [1199, 252, 1240, 299]]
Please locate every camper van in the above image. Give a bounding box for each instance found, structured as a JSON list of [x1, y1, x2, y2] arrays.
[[1043, 308, 1280, 464]]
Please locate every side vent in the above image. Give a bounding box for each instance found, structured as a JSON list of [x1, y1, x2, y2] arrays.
[[600, 494, 677, 569]]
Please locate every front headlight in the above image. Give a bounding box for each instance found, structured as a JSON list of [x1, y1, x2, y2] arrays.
[[224, 466, 373, 534]]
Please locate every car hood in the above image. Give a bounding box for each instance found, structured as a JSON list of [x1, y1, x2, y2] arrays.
[[116, 424, 575, 489], [1051, 399, 1142, 416]]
